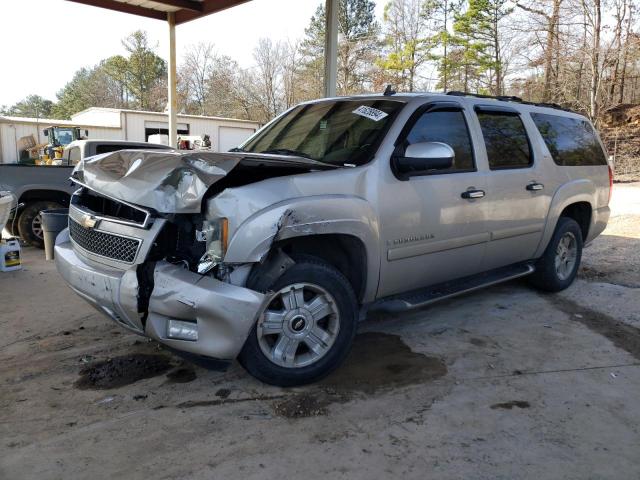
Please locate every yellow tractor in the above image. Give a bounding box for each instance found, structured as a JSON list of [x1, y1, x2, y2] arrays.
[[33, 126, 87, 164]]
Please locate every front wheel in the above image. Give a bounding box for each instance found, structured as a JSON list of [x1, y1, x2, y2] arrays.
[[17, 201, 63, 248], [238, 257, 358, 387], [529, 217, 583, 292]]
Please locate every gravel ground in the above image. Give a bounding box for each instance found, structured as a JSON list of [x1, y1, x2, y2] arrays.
[[1, 183, 639, 480]]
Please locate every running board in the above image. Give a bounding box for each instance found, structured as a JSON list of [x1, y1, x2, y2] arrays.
[[369, 263, 535, 314]]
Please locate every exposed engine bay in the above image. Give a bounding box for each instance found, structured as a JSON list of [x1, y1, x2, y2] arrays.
[[68, 149, 338, 297]]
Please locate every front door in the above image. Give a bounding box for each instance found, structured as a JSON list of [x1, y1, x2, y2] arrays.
[[377, 103, 490, 298]]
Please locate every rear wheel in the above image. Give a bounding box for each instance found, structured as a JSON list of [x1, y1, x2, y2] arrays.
[[17, 201, 62, 248], [529, 217, 583, 292], [238, 257, 358, 387]]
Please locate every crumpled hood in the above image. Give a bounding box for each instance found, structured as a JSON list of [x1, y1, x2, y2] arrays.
[[72, 149, 329, 213]]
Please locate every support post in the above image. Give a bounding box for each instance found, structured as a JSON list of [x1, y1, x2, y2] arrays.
[[323, 0, 338, 98], [167, 12, 178, 148]]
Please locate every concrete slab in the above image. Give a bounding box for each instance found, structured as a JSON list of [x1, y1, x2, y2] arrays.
[[1, 183, 639, 480]]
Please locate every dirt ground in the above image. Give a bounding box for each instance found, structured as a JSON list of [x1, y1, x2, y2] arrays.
[[1, 184, 639, 480]]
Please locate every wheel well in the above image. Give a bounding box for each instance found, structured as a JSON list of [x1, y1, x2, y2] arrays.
[[275, 234, 367, 303], [560, 202, 591, 239], [19, 190, 70, 207]]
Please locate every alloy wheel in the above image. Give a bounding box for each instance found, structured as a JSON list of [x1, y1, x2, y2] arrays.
[[257, 282, 340, 368], [554, 231, 578, 281]]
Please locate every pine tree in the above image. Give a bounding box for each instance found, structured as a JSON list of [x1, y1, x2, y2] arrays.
[[449, 0, 512, 94], [428, 0, 464, 92], [300, 0, 380, 97]]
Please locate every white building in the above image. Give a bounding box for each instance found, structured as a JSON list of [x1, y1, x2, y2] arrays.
[[0, 107, 261, 164]]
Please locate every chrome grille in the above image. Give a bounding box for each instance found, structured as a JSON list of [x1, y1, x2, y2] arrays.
[[69, 218, 140, 263], [71, 186, 151, 228]]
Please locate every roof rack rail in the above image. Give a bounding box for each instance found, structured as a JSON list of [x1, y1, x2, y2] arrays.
[[445, 90, 574, 113]]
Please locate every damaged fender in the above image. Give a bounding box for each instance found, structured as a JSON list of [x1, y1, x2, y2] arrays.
[[213, 194, 381, 302]]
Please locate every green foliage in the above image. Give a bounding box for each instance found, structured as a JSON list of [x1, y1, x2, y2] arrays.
[[1, 95, 54, 118], [121, 30, 167, 110], [50, 30, 166, 118], [449, 0, 512, 93], [377, 0, 437, 91]]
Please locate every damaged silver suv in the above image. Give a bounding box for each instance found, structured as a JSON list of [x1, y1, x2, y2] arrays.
[[55, 92, 612, 386]]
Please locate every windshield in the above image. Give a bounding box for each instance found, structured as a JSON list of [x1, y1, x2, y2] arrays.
[[240, 99, 405, 166], [54, 128, 75, 146]]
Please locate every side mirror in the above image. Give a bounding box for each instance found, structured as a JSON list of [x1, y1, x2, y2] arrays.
[[392, 141, 455, 179], [43, 129, 49, 137]]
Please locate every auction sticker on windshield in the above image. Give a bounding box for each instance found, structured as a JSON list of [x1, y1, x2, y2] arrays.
[[352, 105, 388, 122]]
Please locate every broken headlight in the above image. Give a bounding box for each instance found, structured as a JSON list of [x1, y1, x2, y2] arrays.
[[196, 218, 228, 274]]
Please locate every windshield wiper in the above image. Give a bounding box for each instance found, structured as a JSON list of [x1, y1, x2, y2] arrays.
[[228, 147, 245, 152], [260, 148, 312, 159], [259, 148, 342, 169]]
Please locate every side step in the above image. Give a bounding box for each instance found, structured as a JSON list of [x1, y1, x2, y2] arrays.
[[369, 263, 535, 313]]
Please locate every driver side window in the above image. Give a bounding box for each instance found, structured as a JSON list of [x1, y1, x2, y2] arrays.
[[406, 110, 475, 172]]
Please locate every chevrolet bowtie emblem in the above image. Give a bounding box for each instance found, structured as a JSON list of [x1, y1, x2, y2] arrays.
[[80, 214, 98, 229]]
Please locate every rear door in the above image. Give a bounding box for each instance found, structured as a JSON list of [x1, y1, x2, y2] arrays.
[[473, 105, 552, 269]]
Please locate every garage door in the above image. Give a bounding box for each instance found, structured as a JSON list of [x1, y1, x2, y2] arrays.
[[219, 126, 256, 152]]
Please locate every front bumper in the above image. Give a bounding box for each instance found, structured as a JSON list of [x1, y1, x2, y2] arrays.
[[55, 229, 266, 361]]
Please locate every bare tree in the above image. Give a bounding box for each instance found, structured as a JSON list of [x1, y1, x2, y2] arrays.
[[379, 0, 433, 91], [181, 42, 216, 116], [253, 38, 286, 121], [516, 0, 563, 102]]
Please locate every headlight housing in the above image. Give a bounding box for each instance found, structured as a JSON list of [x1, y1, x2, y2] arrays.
[[197, 218, 228, 274]]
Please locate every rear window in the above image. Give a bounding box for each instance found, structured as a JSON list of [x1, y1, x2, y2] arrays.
[[476, 111, 532, 169], [66, 146, 81, 165], [530, 113, 607, 166], [95, 144, 168, 155]]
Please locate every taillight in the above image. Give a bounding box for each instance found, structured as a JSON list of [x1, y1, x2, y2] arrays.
[[608, 165, 614, 204]]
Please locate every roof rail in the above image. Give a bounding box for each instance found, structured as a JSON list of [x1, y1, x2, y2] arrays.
[[445, 90, 573, 113]]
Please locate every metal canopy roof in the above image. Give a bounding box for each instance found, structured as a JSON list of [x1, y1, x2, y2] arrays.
[[63, 0, 338, 148], [66, 0, 252, 24]]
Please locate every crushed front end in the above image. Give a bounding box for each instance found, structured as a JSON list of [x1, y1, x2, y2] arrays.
[[55, 181, 266, 365]]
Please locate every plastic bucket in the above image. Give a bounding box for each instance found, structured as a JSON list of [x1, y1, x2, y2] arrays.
[[41, 209, 69, 261]]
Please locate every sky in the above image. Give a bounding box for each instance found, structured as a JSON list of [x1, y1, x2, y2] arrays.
[[0, 0, 386, 107]]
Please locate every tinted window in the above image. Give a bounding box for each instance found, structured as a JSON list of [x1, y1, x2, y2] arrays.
[[406, 110, 474, 172], [477, 112, 532, 169], [530, 113, 607, 166], [67, 147, 81, 165]]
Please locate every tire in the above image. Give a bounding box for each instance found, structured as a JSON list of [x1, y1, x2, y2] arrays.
[[17, 201, 62, 248], [529, 217, 583, 292], [5, 213, 19, 237], [238, 257, 358, 387]]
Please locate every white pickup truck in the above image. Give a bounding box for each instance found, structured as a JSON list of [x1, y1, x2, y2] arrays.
[[0, 140, 172, 246]]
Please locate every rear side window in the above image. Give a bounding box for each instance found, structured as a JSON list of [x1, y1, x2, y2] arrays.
[[530, 113, 607, 166], [406, 110, 474, 172], [477, 112, 532, 169]]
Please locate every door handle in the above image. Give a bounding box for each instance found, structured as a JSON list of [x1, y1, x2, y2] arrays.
[[526, 183, 544, 191], [461, 189, 485, 199]]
